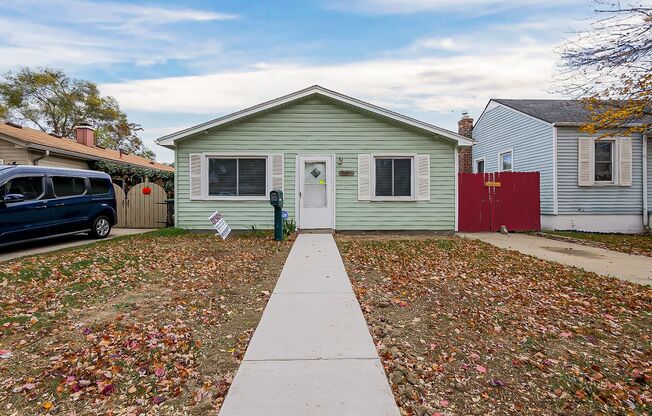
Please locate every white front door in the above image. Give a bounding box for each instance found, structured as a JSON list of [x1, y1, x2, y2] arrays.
[[298, 156, 334, 229]]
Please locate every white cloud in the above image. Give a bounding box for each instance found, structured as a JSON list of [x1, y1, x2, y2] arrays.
[[0, 0, 233, 70], [102, 38, 559, 119], [327, 0, 584, 15]]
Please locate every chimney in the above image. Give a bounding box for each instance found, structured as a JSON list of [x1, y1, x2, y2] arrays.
[[74, 122, 95, 147], [457, 112, 474, 174]]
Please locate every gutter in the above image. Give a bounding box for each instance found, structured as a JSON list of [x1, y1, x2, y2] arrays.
[[644, 135, 649, 228], [32, 150, 50, 165]]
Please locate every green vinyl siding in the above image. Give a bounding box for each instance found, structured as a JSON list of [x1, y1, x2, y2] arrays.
[[175, 96, 456, 230]]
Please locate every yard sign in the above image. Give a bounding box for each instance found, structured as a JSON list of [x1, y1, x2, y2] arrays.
[[209, 211, 231, 240]]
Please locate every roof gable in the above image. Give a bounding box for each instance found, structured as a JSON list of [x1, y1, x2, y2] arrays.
[[155, 85, 473, 148]]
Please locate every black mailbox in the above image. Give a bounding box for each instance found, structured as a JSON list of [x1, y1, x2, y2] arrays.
[[270, 190, 283, 208]]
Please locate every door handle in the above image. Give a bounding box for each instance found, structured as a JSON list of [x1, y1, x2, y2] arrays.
[[33, 205, 47, 209], [54, 203, 65, 207]]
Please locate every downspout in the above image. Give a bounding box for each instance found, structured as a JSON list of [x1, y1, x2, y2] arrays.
[[32, 150, 50, 165], [643, 135, 648, 228]]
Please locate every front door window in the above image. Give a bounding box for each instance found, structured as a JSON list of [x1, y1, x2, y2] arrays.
[[304, 161, 327, 208]]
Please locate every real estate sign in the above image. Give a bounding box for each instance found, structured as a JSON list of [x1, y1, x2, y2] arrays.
[[208, 211, 231, 240]]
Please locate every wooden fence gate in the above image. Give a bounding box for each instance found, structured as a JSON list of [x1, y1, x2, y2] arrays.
[[458, 172, 541, 232], [112, 182, 168, 229]]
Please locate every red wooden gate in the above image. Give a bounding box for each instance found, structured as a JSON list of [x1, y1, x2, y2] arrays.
[[458, 172, 540, 232]]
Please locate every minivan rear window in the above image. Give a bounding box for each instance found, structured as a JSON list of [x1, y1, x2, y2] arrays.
[[89, 178, 111, 195], [52, 176, 86, 197]]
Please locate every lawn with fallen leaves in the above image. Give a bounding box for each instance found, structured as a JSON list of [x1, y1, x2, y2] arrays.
[[337, 236, 652, 416], [539, 231, 652, 257], [0, 229, 291, 415]]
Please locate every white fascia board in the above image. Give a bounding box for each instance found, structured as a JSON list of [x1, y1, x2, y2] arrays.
[[155, 85, 475, 148]]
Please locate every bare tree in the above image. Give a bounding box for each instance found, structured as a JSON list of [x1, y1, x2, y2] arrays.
[[558, 1, 651, 135]]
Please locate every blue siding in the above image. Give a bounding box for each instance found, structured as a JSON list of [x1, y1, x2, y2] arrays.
[[556, 127, 644, 214], [472, 104, 554, 214]]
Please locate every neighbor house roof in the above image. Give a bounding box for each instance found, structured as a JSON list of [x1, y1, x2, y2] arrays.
[[0, 123, 174, 172], [491, 99, 652, 126], [156, 85, 474, 148]]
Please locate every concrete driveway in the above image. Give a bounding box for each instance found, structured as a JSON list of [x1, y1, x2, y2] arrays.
[[0, 228, 154, 262], [459, 232, 652, 286]]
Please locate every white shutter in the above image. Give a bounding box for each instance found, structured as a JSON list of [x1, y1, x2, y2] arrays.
[[357, 154, 371, 200], [416, 154, 430, 201], [577, 137, 593, 186], [618, 137, 632, 186], [270, 154, 284, 191], [189, 154, 203, 200]]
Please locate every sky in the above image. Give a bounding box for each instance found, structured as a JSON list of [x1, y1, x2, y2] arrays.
[[0, 0, 598, 163]]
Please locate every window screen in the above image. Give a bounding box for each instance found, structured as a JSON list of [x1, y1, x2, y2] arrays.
[[375, 158, 412, 197], [1, 176, 44, 200], [594, 141, 613, 182], [52, 176, 86, 197], [89, 178, 111, 195], [208, 158, 266, 196]]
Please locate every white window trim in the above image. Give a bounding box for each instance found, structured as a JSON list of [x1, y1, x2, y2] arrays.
[[498, 149, 513, 172], [473, 157, 485, 174], [201, 153, 271, 200], [592, 138, 617, 186], [370, 153, 417, 201]]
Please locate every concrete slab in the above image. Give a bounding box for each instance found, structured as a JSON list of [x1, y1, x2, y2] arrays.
[[219, 359, 398, 416], [459, 232, 652, 286], [273, 265, 351, 293], [219, 234, 400, 416], [0, 228, 155, 262], [244, 292, 378, 361]]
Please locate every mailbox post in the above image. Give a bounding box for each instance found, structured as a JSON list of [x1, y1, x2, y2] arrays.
[[269, 190, 284, 241]]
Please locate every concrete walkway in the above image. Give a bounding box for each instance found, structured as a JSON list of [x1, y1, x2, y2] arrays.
[[460, 232, 652, 286], [0, 228, 154, 262], [219, 234, 399, 416]]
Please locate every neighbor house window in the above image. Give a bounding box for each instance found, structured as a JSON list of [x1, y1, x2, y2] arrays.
[[594, 141, 613, 182], [208, 157, 266, 197], [475, 159, 485, 173], [374, 157, 412, 198], [499, 151, 512, 172]]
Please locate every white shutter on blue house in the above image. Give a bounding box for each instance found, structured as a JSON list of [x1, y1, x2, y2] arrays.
[[577, 138, 592, 186], [618, 137, 632, 186]]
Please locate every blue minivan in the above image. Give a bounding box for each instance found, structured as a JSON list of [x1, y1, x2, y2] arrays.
[[0, 165, 118, 247]]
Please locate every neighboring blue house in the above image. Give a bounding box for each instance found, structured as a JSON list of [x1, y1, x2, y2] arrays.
[[473, 99, 651, 233]]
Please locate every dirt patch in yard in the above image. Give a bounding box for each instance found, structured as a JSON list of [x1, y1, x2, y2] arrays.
[[337, 236, 652, 415], [0, 229, 291, 415]]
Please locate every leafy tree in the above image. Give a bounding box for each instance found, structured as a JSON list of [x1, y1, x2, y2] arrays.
[[558, 1, 651, 136], [0, 67, 154, 159]]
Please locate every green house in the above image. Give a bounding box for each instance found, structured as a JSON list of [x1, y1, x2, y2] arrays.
[[156, 86, 473, 232]]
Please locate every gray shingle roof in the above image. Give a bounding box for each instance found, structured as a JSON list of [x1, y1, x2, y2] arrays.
[[492, 99, 652, 125]]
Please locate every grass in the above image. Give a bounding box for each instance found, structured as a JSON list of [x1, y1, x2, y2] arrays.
[[337, 236, 652, 415], [0, 228, 292, 415], [539, 230, 652, 257]]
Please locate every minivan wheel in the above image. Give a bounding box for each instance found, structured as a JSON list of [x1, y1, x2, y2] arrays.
[[90, 215, 111, 239]]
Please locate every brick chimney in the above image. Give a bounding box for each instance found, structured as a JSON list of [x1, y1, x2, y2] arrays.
[[74, 122, 95, 147], [457, 112, 473, 173]]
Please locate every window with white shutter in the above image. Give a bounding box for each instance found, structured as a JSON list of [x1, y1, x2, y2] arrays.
[[416, 154, 430, 201], [357, 154, 371, 200], [577, 138, 592, 186], [618, 137, 632, 186], [189, 154, 203, 199]]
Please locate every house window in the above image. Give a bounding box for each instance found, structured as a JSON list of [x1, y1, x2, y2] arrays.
[[594, 141, 613, 182], [208, 157, 266, 197], [499, 151, 512, 172], [475, 159, 485, 173], [374, 157, 412, 198]]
